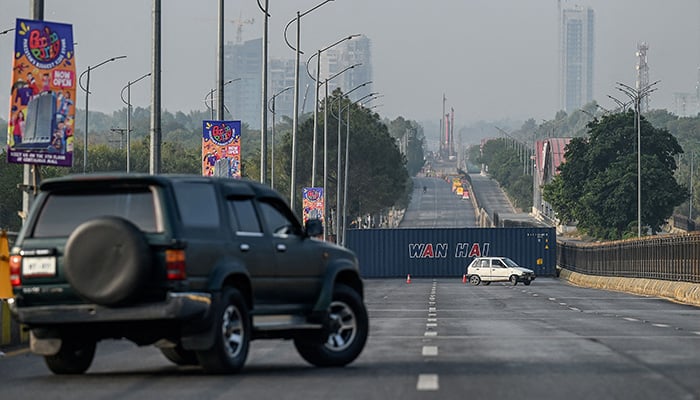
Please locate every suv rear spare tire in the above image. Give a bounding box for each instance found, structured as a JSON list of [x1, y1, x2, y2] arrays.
[[64, 217, 150, 305]]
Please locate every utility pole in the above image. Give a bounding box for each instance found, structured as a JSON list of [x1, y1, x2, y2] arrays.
[[21, 0, 44, 222], [150, 0, 162, 174]]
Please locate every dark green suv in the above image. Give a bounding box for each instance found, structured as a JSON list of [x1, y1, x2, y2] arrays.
[[9, 174, 368, 374]]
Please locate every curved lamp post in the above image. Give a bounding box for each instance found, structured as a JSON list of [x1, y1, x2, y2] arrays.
[[320, 63, 361, 240], [616, 80, 660, 237], [204, 78, 241, 119], [330, 81, 371, 242], [120, 72, 151, 173], [329, 88, 377, 245], [283, 0, 335, 212], [79, 55, 127, 173], [268, 86, 293, 190], [306, 34, 360, 187]]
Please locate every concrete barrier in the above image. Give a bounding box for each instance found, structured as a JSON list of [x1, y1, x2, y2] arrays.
[[559, 268, 700, 307]]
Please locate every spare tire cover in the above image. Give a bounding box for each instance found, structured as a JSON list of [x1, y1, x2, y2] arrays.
[[64, 217, 150, 305]]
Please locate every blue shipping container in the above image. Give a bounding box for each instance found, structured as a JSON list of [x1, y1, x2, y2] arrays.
[[346, 227, 556, 278]]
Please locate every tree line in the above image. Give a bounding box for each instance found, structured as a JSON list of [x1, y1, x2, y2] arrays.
[[468, 102, 695, 240]]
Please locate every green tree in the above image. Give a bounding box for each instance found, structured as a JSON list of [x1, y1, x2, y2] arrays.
[[543, 111, 685, 239]]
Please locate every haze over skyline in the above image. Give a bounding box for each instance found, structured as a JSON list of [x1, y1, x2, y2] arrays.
[[2, 1, 699, 130]]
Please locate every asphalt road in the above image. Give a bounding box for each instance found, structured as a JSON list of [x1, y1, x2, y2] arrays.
[[2, 279, 700, 399], [400, 176, 477, 228]]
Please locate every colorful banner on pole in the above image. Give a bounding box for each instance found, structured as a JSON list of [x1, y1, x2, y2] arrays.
[[202, 120, 241, 178], [7, 19, 76, 167], [302, 187, 324, 224]]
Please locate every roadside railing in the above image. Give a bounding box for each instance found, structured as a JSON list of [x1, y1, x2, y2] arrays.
[[558, 233, 700, 283]]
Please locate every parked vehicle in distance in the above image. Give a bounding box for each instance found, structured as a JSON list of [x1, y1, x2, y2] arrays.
[[9, 174, 368, 375], [466, 256, 535, 286]]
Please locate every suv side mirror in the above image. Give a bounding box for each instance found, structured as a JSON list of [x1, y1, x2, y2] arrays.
[[305, 219, 323, 238]]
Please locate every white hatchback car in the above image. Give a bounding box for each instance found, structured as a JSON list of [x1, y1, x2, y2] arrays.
[[465, 257, 535, 286]]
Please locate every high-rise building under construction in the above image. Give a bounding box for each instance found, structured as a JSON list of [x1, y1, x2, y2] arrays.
[[559, 4, 595, 113]]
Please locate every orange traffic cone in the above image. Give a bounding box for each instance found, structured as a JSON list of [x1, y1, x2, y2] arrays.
[[462, 274, 467, 284], [406, 274, 412, 284]]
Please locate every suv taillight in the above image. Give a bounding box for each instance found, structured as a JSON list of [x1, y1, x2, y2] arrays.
[[9, 255, 22, 287], [166, 249, 186, 280]]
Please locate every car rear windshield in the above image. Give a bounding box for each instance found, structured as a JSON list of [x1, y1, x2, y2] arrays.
[[31, 188, 161, 237]]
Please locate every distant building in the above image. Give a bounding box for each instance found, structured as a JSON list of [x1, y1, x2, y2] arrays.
[[221, 37, 373, 128], [559, 5, 594, 113], [322, 36, 373, 102], [533, 138, 571, 226]]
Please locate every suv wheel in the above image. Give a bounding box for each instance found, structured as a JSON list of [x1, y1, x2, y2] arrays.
[[64, 217, 150, 305], [160, 344, 199, 366], [469, 275, 481, 286], [197, 288, 250, 374], [44, 338, 96, 375], [294, 284, 368, 367], [523, 280, 531, 286], [509, 275, 519, 286]]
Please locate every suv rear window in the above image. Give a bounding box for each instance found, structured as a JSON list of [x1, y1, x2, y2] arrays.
[[32, 189, 160, 237]]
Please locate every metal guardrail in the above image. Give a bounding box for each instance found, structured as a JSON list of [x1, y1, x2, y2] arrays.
[[558, 233, 700, 283]]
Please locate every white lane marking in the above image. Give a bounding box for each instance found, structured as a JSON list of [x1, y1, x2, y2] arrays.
[[428, 313, 437, 318], [417, 374, 439, 391], [559, 303, 567, 306], [652, 323, 670, 328], [424, 331, 438, 337], [568, 307, 581, 312], [426, 323, 437, 328], [429, 307, 437, 312], [427, 318, 437, 322], [549, 297, 557, 301], [429, 301, 436, 306], [422, 346, 438, 356], [694, 332, 700, 336], [532, 294, 539, 297], [624, 317, 639, 322]]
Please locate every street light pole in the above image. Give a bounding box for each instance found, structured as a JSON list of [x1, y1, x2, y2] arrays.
[[78, 55, 127, 173], [336, 91, 379, 246], [320, 63, 360, 240], [331, 81, 371, 242], [204, 78, 241, 119], [306, 34, 360, 187], [268, 86, 292, 190], [258, 0, 270, 184], [283, 0, 335, 213], [616, 80, 659, 237], [121, 72, 151, 173]]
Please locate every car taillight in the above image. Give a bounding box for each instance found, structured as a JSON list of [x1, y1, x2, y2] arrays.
[[165, 249, 186, 280], [9, 255, 22, 287]]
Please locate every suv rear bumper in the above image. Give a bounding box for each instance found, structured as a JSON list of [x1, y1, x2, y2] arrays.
[[9, 292, 211, 325]]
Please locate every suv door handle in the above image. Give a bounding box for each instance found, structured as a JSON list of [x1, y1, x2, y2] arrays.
[[276, 243, 286, 252], [240, 243, 250, 252]]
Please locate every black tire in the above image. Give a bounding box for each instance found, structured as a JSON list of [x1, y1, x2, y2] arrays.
[[196, 288, 251, 374], [509, 275, 519, 286], [44, 338, 96, 375], [294, 284, 368, 367], [483, 281, 491, 286], [64, 217, 150, 305], [523, 280, 531, 286], [469, 275, 481, 286], [161, 344, 199, 366]]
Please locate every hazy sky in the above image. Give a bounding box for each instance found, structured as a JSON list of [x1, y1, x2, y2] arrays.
[[2, 1, 699, 127]]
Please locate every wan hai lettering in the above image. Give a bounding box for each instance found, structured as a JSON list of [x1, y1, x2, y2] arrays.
[[408, 243, 490, 259]]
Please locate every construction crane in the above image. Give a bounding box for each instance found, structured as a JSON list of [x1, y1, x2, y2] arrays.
[[232, 14, 254, 44]]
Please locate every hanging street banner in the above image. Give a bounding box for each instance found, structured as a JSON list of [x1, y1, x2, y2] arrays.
[[202, 120, 241, 178], [7, 18, 76, 167], [302, 187, 324, 225]]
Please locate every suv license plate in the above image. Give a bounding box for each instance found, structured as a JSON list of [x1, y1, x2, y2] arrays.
[[23, 257, 57, 277]]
